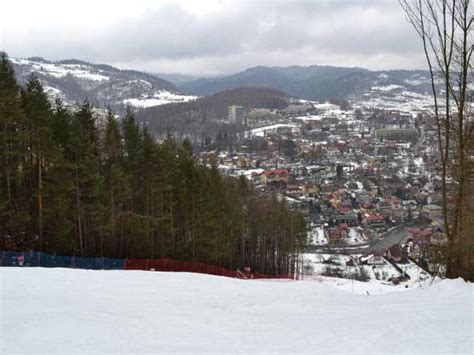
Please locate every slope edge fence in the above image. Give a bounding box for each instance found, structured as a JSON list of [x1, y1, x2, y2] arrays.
[[0, 251, 294, 280]]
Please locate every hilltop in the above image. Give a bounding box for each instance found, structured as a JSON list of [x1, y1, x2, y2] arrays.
[[178, 65, 436, 101], [9, 56, 196, 110]]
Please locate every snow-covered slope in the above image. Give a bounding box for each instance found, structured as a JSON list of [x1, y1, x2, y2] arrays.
[[180, 65, 440, 102], [359, 74, 435, 112], [9, 57, 197, 110], [10, 57, 438, 112], [1, 268, 472, 354], [122, 90, 198, 108]]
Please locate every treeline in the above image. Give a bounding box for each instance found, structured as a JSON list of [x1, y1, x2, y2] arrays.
[[0, 55, 306, 275], [136, 87, 289, 142]]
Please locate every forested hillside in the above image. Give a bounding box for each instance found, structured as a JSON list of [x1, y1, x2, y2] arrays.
[[136, 87, 289, 142], [9, 56, 181, 110], [0, 55, 306, 275], [179, 65, 434, 100]]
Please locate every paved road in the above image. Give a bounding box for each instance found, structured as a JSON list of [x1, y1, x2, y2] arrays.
[[305, 221, 428, 255], [366, 225, 412, 252]]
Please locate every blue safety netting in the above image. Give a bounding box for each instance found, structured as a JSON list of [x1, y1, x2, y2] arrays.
[[1, 251, 26, 266], [38, 252, 72, 268], [102, 257, 125, 270], [74, 256, 103, 270], [1, 251, 126, 270], [23, 251, 41, 266], [72, 256, 125, 270], [0, 251, 42, 266]]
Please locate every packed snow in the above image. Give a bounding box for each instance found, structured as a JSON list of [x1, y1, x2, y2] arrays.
[[371, 84, 405, 92], [346, 227, 363, 245], [404, 78, 429, 86], [296, 114, 323, 122], [312, 102, 340, 111], [308, 226, 327, 245], [360, 90, 434, 112], [1, 268, 472, 354], [43, 85, 65, 101], [247, 124, 298, 137], [122, 90, 198, 108], [10, 58, 110, 82], [301, 253, 431, 293]]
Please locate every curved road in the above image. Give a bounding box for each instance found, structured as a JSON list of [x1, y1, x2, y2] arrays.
[[366, 224, 413, 252], [306, 221, 426, 255]]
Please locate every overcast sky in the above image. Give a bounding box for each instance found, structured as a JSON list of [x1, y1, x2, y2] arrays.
[[0, 0, 426, 76]]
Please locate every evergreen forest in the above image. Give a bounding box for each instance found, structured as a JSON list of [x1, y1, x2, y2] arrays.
[[0, 54, 306, 275]]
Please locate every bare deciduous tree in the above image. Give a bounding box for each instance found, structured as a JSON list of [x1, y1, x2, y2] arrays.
[[400, 0, 473, 280]]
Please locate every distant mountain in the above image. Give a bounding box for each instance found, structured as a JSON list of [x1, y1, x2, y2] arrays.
[[181, 66, 298, 96], [9, 57, 196, 110], [179, 65, 434, 101], [154, 73, 204, 86], [9, 56, 436, 111]]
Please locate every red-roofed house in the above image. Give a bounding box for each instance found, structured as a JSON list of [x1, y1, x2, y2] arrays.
[[363, 214, 386, 227], [361, 202, 374, 210], [327, 224, 349, 243], [406, 227, 433, 240], [261, 169, 289, 185], [386, 244, 404, 262], [286, 184, 301, 196]]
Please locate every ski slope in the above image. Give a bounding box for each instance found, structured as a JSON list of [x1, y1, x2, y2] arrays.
[[1, 268, 472, 354]]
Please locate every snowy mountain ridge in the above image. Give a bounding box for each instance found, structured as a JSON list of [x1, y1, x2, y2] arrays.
[[9, 56, 451, 114], [178, 65, 441, 102], [9, 57, 198, 111]]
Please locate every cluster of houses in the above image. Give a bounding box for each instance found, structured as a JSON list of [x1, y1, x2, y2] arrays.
[[361, 227, 438, 266], [199, 99, 447, 270]]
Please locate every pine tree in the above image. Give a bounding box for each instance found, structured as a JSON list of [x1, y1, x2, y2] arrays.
[[43, 100, 76, 254], [22, 73, 56, 246], [141, 126, 161, 258], [122, 107, 143, 213], [69, 101, 104, 256], [0, 56, 307, 274], [158, 133, 179, 258], [0, 53, 29, 248], [103, 110, 129, 256]]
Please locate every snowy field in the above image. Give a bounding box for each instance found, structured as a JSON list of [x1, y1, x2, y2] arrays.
[[122, 90, 198, 108], [308, 226, 327, 245], [1, 268, 472, 354], [246, 124, 298, 137], [10, 58, 110, 81], [301, 253, 434, 294]]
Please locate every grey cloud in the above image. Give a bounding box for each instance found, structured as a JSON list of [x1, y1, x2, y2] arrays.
[[2, 0, 426, 74], [103, 1, 418, 59]]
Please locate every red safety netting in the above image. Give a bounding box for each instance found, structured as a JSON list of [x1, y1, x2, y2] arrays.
[[1, 250, 295, 280], [124, 258, 294, 280]]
